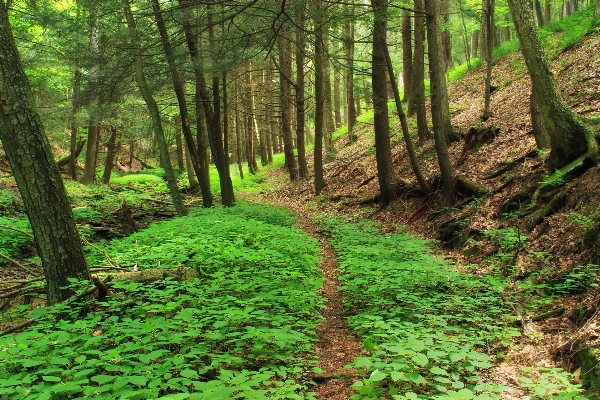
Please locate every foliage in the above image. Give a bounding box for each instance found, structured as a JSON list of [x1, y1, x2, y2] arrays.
[[483, 227, 526, 251], [0, 202, 323, 399], [318, 217, 585, 399], [541, 4, 599, 56], [0, 216, 33, 260]]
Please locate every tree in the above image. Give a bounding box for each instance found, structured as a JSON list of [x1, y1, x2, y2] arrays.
[[508, 0, 597, 171], [278, 29, 298, 181], [295, 1, 309, 179], [402, 8, 413, 103], [313, 0, 326, 194], [425, 0, 457, 206], [122, 0, 187, 216], [0, 0, 90, 304], [482, 0, 495, 121], [371, 0, 400, 204], [408, 0, 429, 145], [344, 7, 357, 142]]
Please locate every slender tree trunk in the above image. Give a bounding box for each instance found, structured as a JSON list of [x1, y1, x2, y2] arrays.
[[344, 15, 357, 141], [504, 15, 511, 42], [83, 9, 100, 184], [323, 32, 336, 158], [371, 0, 399, 205], [314, 0, 325, 194], [174, 116, 185, 173], [472, 30, 479, 58], [333, 66, 342, 128], [483, 0, 495, 121], [245, 61, 257, 174], [124, 0, 187, 216], [545, 1, 552, 23], [425, 0, 457, 206], [441, 0, 453, 70], [101, 127, 117, 185], [384, 45, 431, 194], [534, 0, 545, 26], [278, 32, 298, 181], [296, 4, 309, 179], [184, 145, 198, 190], [508, 0, 596, 170], [401, 9, 413, 103], [69, 62, 82, 180], [0, 0, 90, 304], [234, 80, 245, 179], [409, 0, 429, 145], [166, 0, 214, 207]]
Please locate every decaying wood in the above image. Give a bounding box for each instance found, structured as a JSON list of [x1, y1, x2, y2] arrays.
[[96, 266, 201, 284], [483, 149, 538, 180], [56, 140, 86, 168], [0, 252, 37, 275], [532, 308, 565, 322]]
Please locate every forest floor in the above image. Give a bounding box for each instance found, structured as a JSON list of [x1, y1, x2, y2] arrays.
[[249, 26, 600, 398]]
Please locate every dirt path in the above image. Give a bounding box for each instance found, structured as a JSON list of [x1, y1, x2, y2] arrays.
[[288, 210, 363, 400]]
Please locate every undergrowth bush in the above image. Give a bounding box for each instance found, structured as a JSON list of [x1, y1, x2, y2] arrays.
[[0, 203, 323, 399], [0, 216, 32, 260], [319, 217, 586, 399]]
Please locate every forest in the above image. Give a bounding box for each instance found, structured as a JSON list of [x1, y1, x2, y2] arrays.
[[1, 0, 600, 398]]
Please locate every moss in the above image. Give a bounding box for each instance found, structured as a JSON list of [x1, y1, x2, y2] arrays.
[[575, 347, 600, 398]]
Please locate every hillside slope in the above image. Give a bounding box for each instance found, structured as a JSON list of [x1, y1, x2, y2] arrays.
[[261, 28, 600, 396]]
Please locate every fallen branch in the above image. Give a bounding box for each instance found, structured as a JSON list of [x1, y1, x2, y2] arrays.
[[532, 308, 565, 322], [0, 319, 36, 336], [0, 224, 33, 239], [0, 252, 37, 275], [81, 237, 117, 267]]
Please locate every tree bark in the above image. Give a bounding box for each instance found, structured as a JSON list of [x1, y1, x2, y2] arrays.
[[508, 0, 597, 170], [402, 9, 412, 103], [371, 0, 400, 205], [123, 0, 187, 216], [534, 0, 545, 26], [323, 32, 336, 158], [0, 0, 90, 304], [483, 0, 495, 121], [425, 0, 457, 206], [69, 62, 82, 181], [409, 0, 429, 145], [295, 4, 309, 179], [333, 65, 342, 129], [384, 44, 432, 194], [441, 0, 453, 70], [344, 14, 357, 142], [83, 8, 100, 185], [530, 91, 551, 149], [278, 32, 298, 181], [101, 127, 117, 185], [545, 1, 552, 24], [174, 116, 185, 173], [472, 29, 479, 58], [314, 0, 326, 194], [234, 79, 244, 179]]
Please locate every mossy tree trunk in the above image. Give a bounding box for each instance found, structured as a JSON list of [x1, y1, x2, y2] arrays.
[[372, 0, 400, 205], [0, 0, 90, 305], [508, 0, 597, 171]]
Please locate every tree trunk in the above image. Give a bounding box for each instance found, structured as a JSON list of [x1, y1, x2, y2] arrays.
[[83, 8, 100, 185], [123, 0, 187, 216], [174, 116, 185, 173], [278, 32, 298, 181], [384, 44, 432, 194], [425, 0, 457, 206], [472, 29, 479, 58], [185, 145, 198, 190], [101, 127, 117, 185], [234, 79, 245, 179], [165, 0, 214, 207], [245, 62, 257, 174], [0, 0, 90, 305], [409, 0, 429, 145], [534, 0, 545, 26], [344, 15, 357, 142], [545, 1, 552, 24], [483, 0, 495, 121], [371, 0, 400, 205], [508, 0, 596, 170], [333, 66, 342, 129], [323, 32, 336, 158], [69, 62, 82, 181], [314, 0, 326, 194], [295, 5, 309, 179], [402, 9, 412, 103], [441, 0, 453, 71], [530, 91, 551, 149], [504, 15, 511, 42]]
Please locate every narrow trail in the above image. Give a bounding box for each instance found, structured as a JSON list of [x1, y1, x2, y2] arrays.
[[286, 208, 363, 400]]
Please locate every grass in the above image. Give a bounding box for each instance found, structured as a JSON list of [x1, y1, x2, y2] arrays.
[[0, 202, 324, 399]]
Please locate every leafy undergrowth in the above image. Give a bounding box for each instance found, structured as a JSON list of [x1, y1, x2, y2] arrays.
[[0, 202, 324, 399], [318, 217, 586, 400]]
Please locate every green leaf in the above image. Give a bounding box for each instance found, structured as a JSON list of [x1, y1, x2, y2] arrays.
[[180, 369, 199, 379], [369, 370, 387, 382], [91, 375, 116, 384], [42, 376, 61, 382], [452, 380, 465, 389], [411, 353, 429, 367], [408, 372, 427, 385], [430, 366, 448, 375], [128, 376, 148, 387]]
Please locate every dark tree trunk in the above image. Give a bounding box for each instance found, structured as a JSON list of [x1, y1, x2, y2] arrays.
[[402, 9, 413, 103], [123, 0, 187, 216], [441, 0, 453, 70], [278, 32, 298, 181], [504, 15, 511, 42], [83, 9, 100, 185], [483, 0, 495, 121], [508, 0, 596, 170], [425, 0, 457, 206], [545, 1, 552, 24], [384, 44, 432, 194], [371, 0, 399, 204], [472, 29, 479, 58], [101, 127, 117, 185], [234, 80, 244, 179], [0, 0, 90, 304], [409, 0, 429, 145], [245, 61, 257, 174], [344, 15, 357, 142], [69, 63, 82, 181], [313, 0, 325, 194], [333, 66, 342, 128], [166, 0, 214, 207], [295, 3, 309, 179], [323, 32, 336, 158], [534, 0, 545, 26], [174, 116, 185, 173]]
